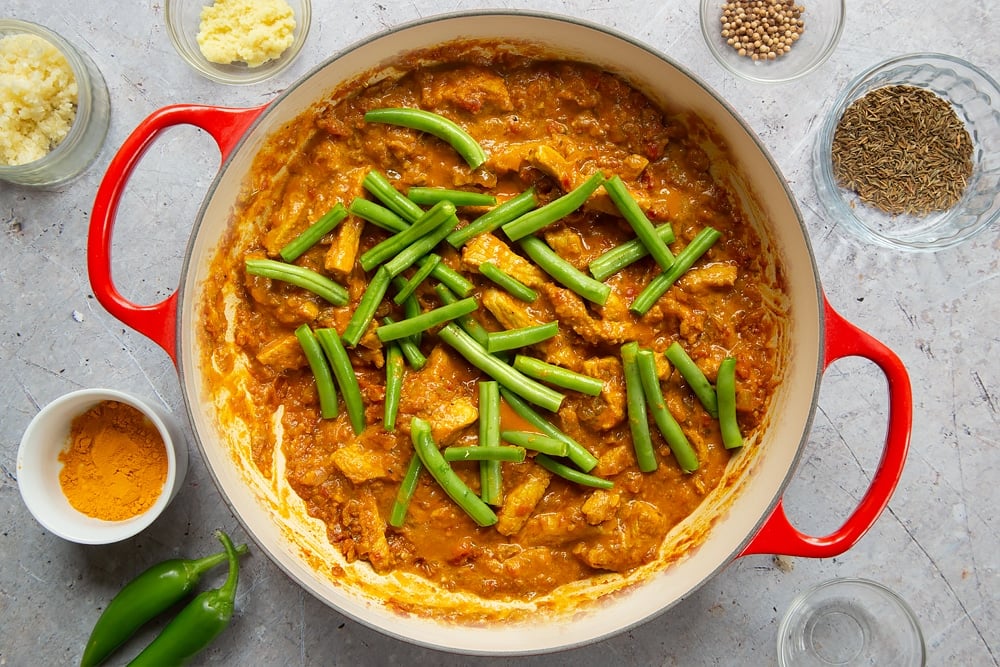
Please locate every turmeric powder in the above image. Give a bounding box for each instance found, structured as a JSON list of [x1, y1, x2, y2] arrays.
[[58, 400, 168, 521]]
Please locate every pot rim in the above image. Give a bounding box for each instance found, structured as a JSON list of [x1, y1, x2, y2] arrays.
[[173, 9, 826, 654]]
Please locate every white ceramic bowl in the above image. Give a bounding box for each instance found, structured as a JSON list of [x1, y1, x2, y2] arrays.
[[699, 0, 845, 83], [164, 0, 311, 85], [17, 388, 188, 544]]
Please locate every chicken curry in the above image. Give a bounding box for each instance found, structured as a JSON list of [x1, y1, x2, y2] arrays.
[[198, 42, 784, 606]]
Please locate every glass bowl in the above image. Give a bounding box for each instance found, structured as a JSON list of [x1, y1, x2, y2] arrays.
[[778, 578, 926, 666], [814, 53, 1000, 251], [164, 0, 311, 85], [17, 389, 189, 545], [699, 0, 845, 83], [0, 19, 110, 186]]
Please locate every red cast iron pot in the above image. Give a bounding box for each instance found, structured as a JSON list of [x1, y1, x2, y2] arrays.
[[87, 12, 911, 655]]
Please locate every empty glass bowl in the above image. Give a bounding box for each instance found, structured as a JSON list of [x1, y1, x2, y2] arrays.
[[814, 53, 1000, 251], [778, 578, 926, 666], [699, 0, 845, 83], [165, 0, 311, 85]]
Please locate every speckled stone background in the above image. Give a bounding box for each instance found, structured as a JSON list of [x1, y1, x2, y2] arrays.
[[2, 1, 997, 665]]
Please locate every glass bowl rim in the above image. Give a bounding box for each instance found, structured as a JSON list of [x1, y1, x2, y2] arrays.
[[163, 0, 312, 85], [813, 51, 1000, 251], [698, 0, 847, 84]]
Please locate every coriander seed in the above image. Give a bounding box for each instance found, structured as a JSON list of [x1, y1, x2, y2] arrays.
[[720, 0, 805, 62]]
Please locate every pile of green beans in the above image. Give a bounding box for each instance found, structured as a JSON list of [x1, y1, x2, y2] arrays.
[[621, 340, 746, 474], [241, 105, 746, 528]]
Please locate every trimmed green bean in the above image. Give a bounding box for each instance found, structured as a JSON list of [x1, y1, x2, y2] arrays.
[[501, 172, 605, 241], [383, 212, 461, 278], [435, 284, 489, 347], [393, 253, 440, 305], [519, 236, 611, 306], [479, 381, 502, 505], [348, 197, 409, 233], [365, 108, 487, 169], [498, 387, 598, 472], [621, 342, 657, 473], [717, 357, 743, 449], [362, 170, 424, 223], [665, 341, 719, 418], [588, 223, 676, 281], [428, 258, 474, 297], [411, 417, 497, 526], [294, 325, 338, 419], [408, 187, 496, 208], [630, 227, 722, 316], [279, 203, 348, 262], [315, 328, 366, 435], [438, 323, 565, 413], [444, 446, 526, 463], [382, 316, 427, 370], [342, 265, 392, 347], [603, 175, 674, 271], [485, 321, 559, 354], [534, 454, 614, 489], [245, 259, 349, 306], [500, 431, 568, 457], [479, 261, 538, 302], [636, 349, 699, 473], [388, 454, 422, 527], [447, 188, 538, 247], [377, 297, 477, 342], [391, 276, 422, 343], [512, 355, 603, 397], [384, 342, 405, 430], [360, 201, 455, 272]]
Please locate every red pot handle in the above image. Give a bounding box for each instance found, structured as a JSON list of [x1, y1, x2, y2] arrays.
[[87, 103, 268, 365], [739, 295, 912, 558]]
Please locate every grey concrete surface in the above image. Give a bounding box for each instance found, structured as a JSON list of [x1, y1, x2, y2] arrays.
[[2, 1, 997, 665]]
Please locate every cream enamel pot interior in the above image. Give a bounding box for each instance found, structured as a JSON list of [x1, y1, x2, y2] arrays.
[[87, 13, 912, 655]]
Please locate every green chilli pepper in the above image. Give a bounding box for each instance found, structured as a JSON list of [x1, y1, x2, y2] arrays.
[[127, 530, 242, 667], [80, 537, 248, 667]]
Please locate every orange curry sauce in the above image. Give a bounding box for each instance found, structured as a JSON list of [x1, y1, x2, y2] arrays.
[[199, 45, 783, 601]]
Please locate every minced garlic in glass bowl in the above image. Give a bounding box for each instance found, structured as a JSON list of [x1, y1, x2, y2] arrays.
[[0, 20, 110, 186], [165, 0, 311, 85]]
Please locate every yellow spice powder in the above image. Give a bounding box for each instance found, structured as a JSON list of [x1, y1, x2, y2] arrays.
[[0, 33, 78, 166], [196, 0, 297, 68]]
